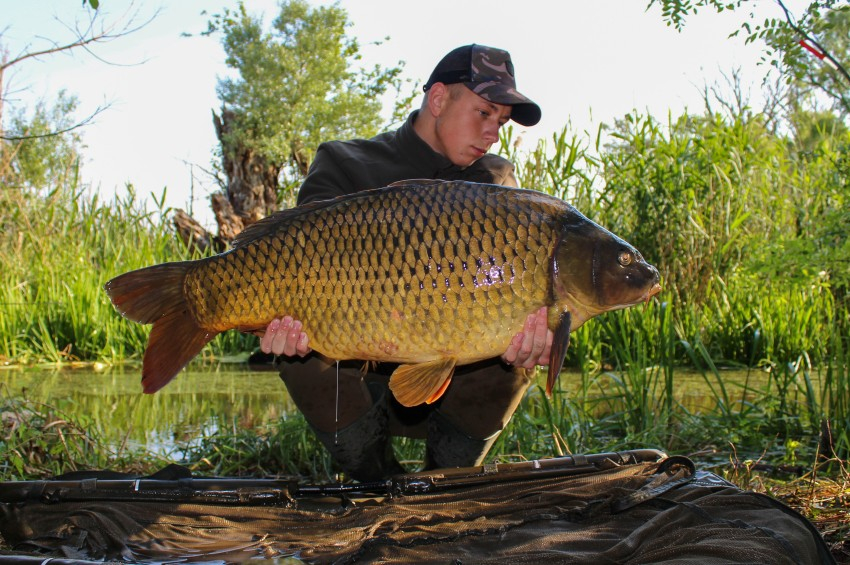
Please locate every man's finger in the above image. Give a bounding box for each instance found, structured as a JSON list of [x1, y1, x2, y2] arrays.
[[514, 312, 539, 367], [283, 320, 303, 356], [527, 309, 549, 366], [295, 332, 311, 356], [260, 318, 281, 353]]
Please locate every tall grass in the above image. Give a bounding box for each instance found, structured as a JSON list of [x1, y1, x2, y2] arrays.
[[0, 181, 256, 365], [0, 390, 165, 479]]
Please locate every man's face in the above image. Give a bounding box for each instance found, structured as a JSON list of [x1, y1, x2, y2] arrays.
[[433, 85, 512, 167]]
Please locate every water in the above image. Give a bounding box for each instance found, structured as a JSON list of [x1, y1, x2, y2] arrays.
[[0, 361, 295, 458], [0, 362, 808, 457]]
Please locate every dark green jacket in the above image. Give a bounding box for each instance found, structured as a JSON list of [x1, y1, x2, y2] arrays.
[[296, 111, 517, 205]]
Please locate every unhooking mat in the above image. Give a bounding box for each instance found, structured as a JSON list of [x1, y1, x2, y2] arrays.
[[0, 450, 835, 564]]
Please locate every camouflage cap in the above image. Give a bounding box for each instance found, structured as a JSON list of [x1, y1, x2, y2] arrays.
[[424, 44, 541, 127]]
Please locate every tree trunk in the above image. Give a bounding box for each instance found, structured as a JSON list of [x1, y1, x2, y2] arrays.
[[173, 209, 225, 254], [172, 108, 281, 255], [212, 108, 279, 232], [211, 191, 245, 242]]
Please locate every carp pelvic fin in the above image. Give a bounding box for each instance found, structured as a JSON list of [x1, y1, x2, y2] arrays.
[[389, 357, 458, 407], [104, 262, 218, 394], [546, 310, 572, 397]]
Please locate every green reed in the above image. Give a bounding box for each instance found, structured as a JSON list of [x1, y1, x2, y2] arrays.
[[0, 182, 257, 365], [488, 300, 849, 467]]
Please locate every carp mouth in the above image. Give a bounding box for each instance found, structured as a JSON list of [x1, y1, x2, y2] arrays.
[[596, 263, 662, 311], [558, 281, 660, 331], [644, 282, 663, 303]]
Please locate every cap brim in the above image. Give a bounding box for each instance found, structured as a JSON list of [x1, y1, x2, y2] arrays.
[[508, 102, 542, 127], [466, 83, 541, 127]]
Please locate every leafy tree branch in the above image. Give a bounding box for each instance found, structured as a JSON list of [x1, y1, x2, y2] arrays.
[[647, 0, 849, 117]]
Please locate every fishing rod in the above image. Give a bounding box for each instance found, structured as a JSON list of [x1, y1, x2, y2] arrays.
[[0, 449, 666, 506]]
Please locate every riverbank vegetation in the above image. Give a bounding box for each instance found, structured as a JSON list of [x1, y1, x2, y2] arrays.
[[1, 1, 849, 558], [3, 91, 848, 459], [2, 95, 849, 565]]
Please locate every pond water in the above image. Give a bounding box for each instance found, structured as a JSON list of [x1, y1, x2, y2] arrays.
[[0, 362, 295, 458], [1, 362, 804, 457]]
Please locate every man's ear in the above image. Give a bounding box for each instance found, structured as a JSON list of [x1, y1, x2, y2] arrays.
[[425, 82, 449, 117]]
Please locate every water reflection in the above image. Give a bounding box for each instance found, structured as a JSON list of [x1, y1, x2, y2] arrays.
[[1, 363, 811, 457], [0, 362, 295, 458]]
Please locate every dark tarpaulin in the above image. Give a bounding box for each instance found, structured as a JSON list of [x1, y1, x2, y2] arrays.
[[0, 450, 835, 564]]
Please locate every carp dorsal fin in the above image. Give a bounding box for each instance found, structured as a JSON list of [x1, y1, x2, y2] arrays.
[[386, 178, 448, 188], [233, 180, 449, 249], [546, 309, 572, 397], [231, 199, 332, 249], [389, 357, 458, 407]]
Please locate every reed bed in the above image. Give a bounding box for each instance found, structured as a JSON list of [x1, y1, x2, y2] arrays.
[[0, 183, 256, 366]]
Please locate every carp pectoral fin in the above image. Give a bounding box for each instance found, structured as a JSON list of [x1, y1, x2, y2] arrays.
[[389, 357, 458, 408], [546, 310, 572, 397]]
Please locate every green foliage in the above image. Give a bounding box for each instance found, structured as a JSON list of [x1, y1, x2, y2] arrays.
[[0, 95, 256, 365], [502, 107, 843, 312], [0, 180, 257, 363], [209, 0, 414, 202], [751, 114, 850, 303], [599, 111, 789, 304], [749, 5, 850, 118], [185, 413, 336, 479], [1, 90, 83, 191]]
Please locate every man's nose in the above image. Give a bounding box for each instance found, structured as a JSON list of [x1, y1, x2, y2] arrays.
[[482, 123, 500, 144]]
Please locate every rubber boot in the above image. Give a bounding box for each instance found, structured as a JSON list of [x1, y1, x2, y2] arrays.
[[423, 409, 501, 470], [311, 383, 406, 482]]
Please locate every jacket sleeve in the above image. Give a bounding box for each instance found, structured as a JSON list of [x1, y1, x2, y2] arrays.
[[296, 143, 354, 205]]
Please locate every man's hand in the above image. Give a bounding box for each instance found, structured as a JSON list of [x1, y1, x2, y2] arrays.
[[502, 306, 553, 369], [260, 316, 312, 357]]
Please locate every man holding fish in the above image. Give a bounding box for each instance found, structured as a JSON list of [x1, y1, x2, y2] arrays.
[[106, 44, 659, 483], [261, 44, 551, 481]]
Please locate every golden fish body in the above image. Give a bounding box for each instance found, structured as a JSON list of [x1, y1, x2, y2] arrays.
[[190, 182, 553, 364], [106, 180, 661, 406]]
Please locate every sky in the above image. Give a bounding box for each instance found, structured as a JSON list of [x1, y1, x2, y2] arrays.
[[3, 0, 808, 228]]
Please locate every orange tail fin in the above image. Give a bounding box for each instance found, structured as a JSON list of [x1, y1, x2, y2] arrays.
[[104, 262, 219, 393]]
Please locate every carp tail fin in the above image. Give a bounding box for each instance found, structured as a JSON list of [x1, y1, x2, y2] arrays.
[[104, 262, 192, 324], [141, 310, 217, 393], [104, 262, 218, 393], [389, 357, 458, 407]]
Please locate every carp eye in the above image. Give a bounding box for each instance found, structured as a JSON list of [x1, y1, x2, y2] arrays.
[[618, 251, 632, 266]]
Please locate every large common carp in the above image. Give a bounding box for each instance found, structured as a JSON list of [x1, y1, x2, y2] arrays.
[[105, 180, 661, 407]]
